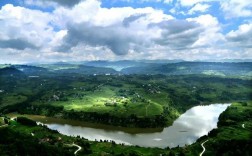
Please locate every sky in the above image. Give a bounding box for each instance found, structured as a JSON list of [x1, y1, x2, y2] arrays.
[[0, 0, 251, 63]]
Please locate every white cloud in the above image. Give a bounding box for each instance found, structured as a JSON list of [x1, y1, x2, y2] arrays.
[[163, 0, 173, 4], [177, 0, 216, 7], [53, 0, 173, 27], [23, 0, 83, 8], [0, 4, 54, 49], [0, 0, 251, 63], [226, 23, 252, 49], [150, 19, 203, 49], [176, 0, 251, 18], [187, 14, 224, 48], [188, 3, 211, 14], [221, 0, 252, 18], [52, 0, 174, 55]]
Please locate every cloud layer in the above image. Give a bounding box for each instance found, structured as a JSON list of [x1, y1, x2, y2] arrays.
[[0, 0, 251, 63]]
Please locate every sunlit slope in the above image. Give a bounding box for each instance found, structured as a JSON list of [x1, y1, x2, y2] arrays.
[[35, 76, 175, 118]]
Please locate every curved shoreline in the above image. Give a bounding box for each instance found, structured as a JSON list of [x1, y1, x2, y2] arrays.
[[6, 113, 163, 134], [6, 104, 230, 149]]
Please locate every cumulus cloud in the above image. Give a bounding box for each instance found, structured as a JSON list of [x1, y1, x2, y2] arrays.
[[56, 17, 204, 54], [177, 0, 216, 7], [46, 0, 83, 7], [221, 0, 252, 18], [176, 0, 252, 18], [52, 0, 173, 54], [24, 0, 83, 8], [122, 14, 147, 27], [56, 22, 140, 55], [226, 23, 252, 48], [163, 0, 173, 4], [0, 0, 251, 63], [188, 3, 211, 14], [0, 39, 38, 50], [0, 4, 54, 50], [187, 14, 224, 48], [150, 19, 203, 49]]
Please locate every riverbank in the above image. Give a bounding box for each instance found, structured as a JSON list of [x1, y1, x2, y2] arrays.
[[7, 103, 230, 148], [1, 102, 251, 155], [172, 101, 252, 155], [7, 113, 163, 134]]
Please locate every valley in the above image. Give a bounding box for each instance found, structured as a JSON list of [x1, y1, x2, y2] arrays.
[[0, 61, 251, 155], [1, 0, 251, 155], [0, 62, 251, 128]]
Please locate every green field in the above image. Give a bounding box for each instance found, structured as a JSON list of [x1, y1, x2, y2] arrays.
[[51, 84, 164, 117]]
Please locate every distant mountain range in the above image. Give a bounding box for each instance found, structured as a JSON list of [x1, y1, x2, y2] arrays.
[[0, 61, 251, 77], [121, 62, 252, 77]]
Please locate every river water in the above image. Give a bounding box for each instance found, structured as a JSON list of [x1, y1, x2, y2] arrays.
[[10, 103, 231, 148]]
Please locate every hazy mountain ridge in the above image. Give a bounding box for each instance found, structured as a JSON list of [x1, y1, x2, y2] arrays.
[[121, 62, 252, 77], [0, 67, 25, 77], [1, 61, 251, 77]]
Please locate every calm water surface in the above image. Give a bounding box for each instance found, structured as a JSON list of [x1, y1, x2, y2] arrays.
[[11, 103, 230, 148]]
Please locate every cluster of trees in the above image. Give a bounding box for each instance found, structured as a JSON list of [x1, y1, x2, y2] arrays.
[[19, 105, 64, 117], [18, 104, 167, 128], [62, 111, 167, 128], [0, 128, 73, 156], [209, 139, 252, 155], [218, 102, 252, 127], [16, 117, 37, 126]]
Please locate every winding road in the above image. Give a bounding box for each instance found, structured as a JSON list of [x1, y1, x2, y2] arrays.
[[199, 140, 208, 156], [65, 143, 82, 155], [72, 143, 82, 155], [242, 124, 245, 128]]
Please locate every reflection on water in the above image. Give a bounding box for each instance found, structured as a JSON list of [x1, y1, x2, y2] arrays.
[[13, 103, 231, 148]]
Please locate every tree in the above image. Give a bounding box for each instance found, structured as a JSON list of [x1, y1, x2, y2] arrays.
[[16, 117, 36, 126]]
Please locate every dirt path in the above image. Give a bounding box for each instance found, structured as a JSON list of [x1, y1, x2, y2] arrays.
[[199, 140, 208, 156]]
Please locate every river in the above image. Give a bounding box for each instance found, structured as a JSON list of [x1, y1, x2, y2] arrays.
[[9, 103, 230, 148]]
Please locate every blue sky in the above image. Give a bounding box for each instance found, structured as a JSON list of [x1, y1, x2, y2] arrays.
[[0, 0, 251, 63]]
